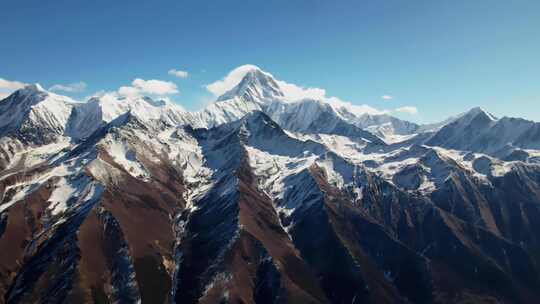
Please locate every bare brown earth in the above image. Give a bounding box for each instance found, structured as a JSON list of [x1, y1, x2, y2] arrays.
[[0, 181, 53, 302]]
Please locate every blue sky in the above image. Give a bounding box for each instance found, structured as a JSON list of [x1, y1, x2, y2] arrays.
[[1, 0, 539, 123]]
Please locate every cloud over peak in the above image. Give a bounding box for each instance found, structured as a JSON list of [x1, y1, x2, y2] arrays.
[[204, 64, 385, 115], [168, 69, 189, 78], [0, 77, 27, 99], [394, 106, 418, 114], [205, 64, 261, 96], [49, 81, 87, 93], [118, 78, 179, 98]]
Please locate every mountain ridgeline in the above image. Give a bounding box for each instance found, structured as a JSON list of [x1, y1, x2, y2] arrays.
[[1, 67, 540, 304]]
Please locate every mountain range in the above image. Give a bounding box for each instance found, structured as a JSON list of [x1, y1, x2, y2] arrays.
[[1, 66, 540, 304]]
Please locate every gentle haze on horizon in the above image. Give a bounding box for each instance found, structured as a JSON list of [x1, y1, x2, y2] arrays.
[[1, 0, 539, 123]]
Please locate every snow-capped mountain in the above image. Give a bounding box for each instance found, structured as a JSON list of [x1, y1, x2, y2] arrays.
[[0, 85, 192, 144], [217, 68, 284, 102], [1, 68, 540, 304], [266, 98, 386, 145], [0, 84, 76, 144], [195, 68, 284, 128], [194, 66, 421, 144], [426, 107, 540, 159], [67, 93, 191, 139]]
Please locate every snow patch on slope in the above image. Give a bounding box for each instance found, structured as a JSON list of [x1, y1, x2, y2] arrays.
[[47, 175, 102, 216], [102, 135, 150, 180]]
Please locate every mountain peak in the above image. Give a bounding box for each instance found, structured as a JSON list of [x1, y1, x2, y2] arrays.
[[0, 84, 75, 144], [21, 83, 46, 93], [8, 83, 48, 101], [216, 67, 284, 102], [464, 106, 497, 121]]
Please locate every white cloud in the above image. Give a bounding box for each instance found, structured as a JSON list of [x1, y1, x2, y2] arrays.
[[276, 80, 327, 101], [168, 69, 189, 78], [381, 95, 393, 100], [394, 106, 418, 114], [83, 90, 110, 101], [0, 78, 26, 90], [205, 64, 327, 101], [205, 64, 260, 96], [0, 77, 27, 99], [117, 78, 179, 98], [132, 78, 179, 95], [49, 81, 87, 93], [117, 86, 141, 98], [204, 64, 385, 115], [205, 65, 325, 99]]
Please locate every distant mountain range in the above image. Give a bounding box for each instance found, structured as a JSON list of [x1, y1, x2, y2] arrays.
[[1, 66, 540, 303]]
